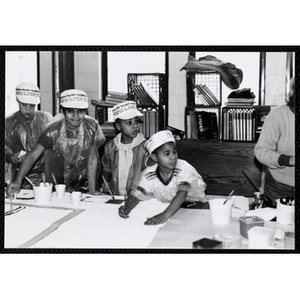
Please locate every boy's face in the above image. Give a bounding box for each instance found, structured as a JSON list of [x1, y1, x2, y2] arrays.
[[18, 101, 36, 118], [151, 142, 178, 170], [63, 108, 86, 130], [116, 117, 140, 139]]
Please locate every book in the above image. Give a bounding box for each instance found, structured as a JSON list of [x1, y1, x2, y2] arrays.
[[149, 110, 156, 137], [194, 111, 218, 140], [166, 126, 185, 140], [132, 84, 157, 106], [201, 84, 220, 105], [194, 84, 215, 106]]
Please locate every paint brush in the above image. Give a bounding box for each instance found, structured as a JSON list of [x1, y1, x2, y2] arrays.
[[102, 175, 116, 201], [51, 173, 58, 186], [223, 190, 234, 205], [16, 168, 36, 187]]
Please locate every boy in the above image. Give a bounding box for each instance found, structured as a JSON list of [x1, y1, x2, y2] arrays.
[[5, 82, 53, 187], [101, 101, 148, 196], [7, 89, 106, 197], [119, 130, 207, 225]]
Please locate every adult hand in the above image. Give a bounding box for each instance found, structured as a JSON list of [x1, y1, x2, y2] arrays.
[[119, 205, 130, 219]]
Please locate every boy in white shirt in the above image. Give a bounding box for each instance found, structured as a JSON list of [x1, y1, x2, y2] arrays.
[[119, 130, 207, 225]]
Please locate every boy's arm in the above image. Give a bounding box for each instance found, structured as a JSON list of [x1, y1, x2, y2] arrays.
[[144, 191, 187, 225], [7, 144, 45, 198], [118, 194, 140, 218], [87, 146, 100, 195]]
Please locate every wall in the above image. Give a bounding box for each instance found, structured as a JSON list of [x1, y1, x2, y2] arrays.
[[168, 52, 189, 131], [74, 52, 102, 118], [5, 51, 37, 117], [39, 52, 53, 114], [265, 52, 287, 106]]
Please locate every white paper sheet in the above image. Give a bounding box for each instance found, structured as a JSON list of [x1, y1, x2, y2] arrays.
[[33, 200, 169, 248], [5, 205, 72, 248]]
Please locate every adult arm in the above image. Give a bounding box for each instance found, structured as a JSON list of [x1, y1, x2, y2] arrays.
[[7, 144, 45, 198], [254, 114, 285, 169]]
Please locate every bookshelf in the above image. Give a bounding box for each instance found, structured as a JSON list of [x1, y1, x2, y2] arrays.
[[127, 73, 167, 138], [222, 107, 256, 142], [185, 71, 222, 140]]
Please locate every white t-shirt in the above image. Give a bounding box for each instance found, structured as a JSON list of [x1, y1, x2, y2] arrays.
[[132, 159, 207, 203]]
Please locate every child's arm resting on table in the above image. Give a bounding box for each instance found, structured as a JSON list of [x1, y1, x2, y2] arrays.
[[144, 190, 187, 225], [118, 194, 140, 219]]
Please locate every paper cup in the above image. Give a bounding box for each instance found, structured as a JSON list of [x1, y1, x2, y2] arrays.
[[209, 198, 233, 225], [276, 200, 294, 225], [33, 183, 53, 204], [55, 184, 66, 198], [71, 191, 81, 206]]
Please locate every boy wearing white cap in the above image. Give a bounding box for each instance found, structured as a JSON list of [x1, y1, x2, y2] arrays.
[[101, 101, 148, 196], [7, 89, 106, 197], [119, 130, 207, 225], [5, 82, 53, 187]]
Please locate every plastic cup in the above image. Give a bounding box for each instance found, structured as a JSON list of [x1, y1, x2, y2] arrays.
[[33, 183, 53, 204], [209, 198, 233, 225], [276, 200, 294, 225], [71, 191, 81, 206], [55, 184, 66, 198]]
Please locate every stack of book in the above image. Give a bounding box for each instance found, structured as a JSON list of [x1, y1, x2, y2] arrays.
[[91, 91, 128, 137], [91, 91, 127, 123], [131, 83, 158, 106], [139, 109, 160, 138], [225, 88, 255, 107], [222, 108, 256, 141], [187, 110, 218, 140], [193, 84, 220, 106]]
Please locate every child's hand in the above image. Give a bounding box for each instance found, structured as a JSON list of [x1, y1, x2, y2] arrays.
[[89, 190, 102, 196], [101, 182, 110, 194], [119, 205, 130, 219], [144, 212, 169, 226]]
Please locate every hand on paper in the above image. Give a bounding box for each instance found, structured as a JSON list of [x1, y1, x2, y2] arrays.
[[119, 205, 130, 219], [144, 212, 169, 226]]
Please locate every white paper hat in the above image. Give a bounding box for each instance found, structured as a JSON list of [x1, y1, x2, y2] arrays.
[[16, 82, 40, 105], [113, 101, 143, 121], [145, 130, 175, 154], [60, 89, 89, 108]]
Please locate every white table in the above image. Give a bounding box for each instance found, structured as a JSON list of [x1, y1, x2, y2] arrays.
[[4, 191, 294, 250]]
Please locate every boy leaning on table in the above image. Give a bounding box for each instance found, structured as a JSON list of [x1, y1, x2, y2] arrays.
[[118, 130, 207, 225], [101, 101, 148, 196]]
